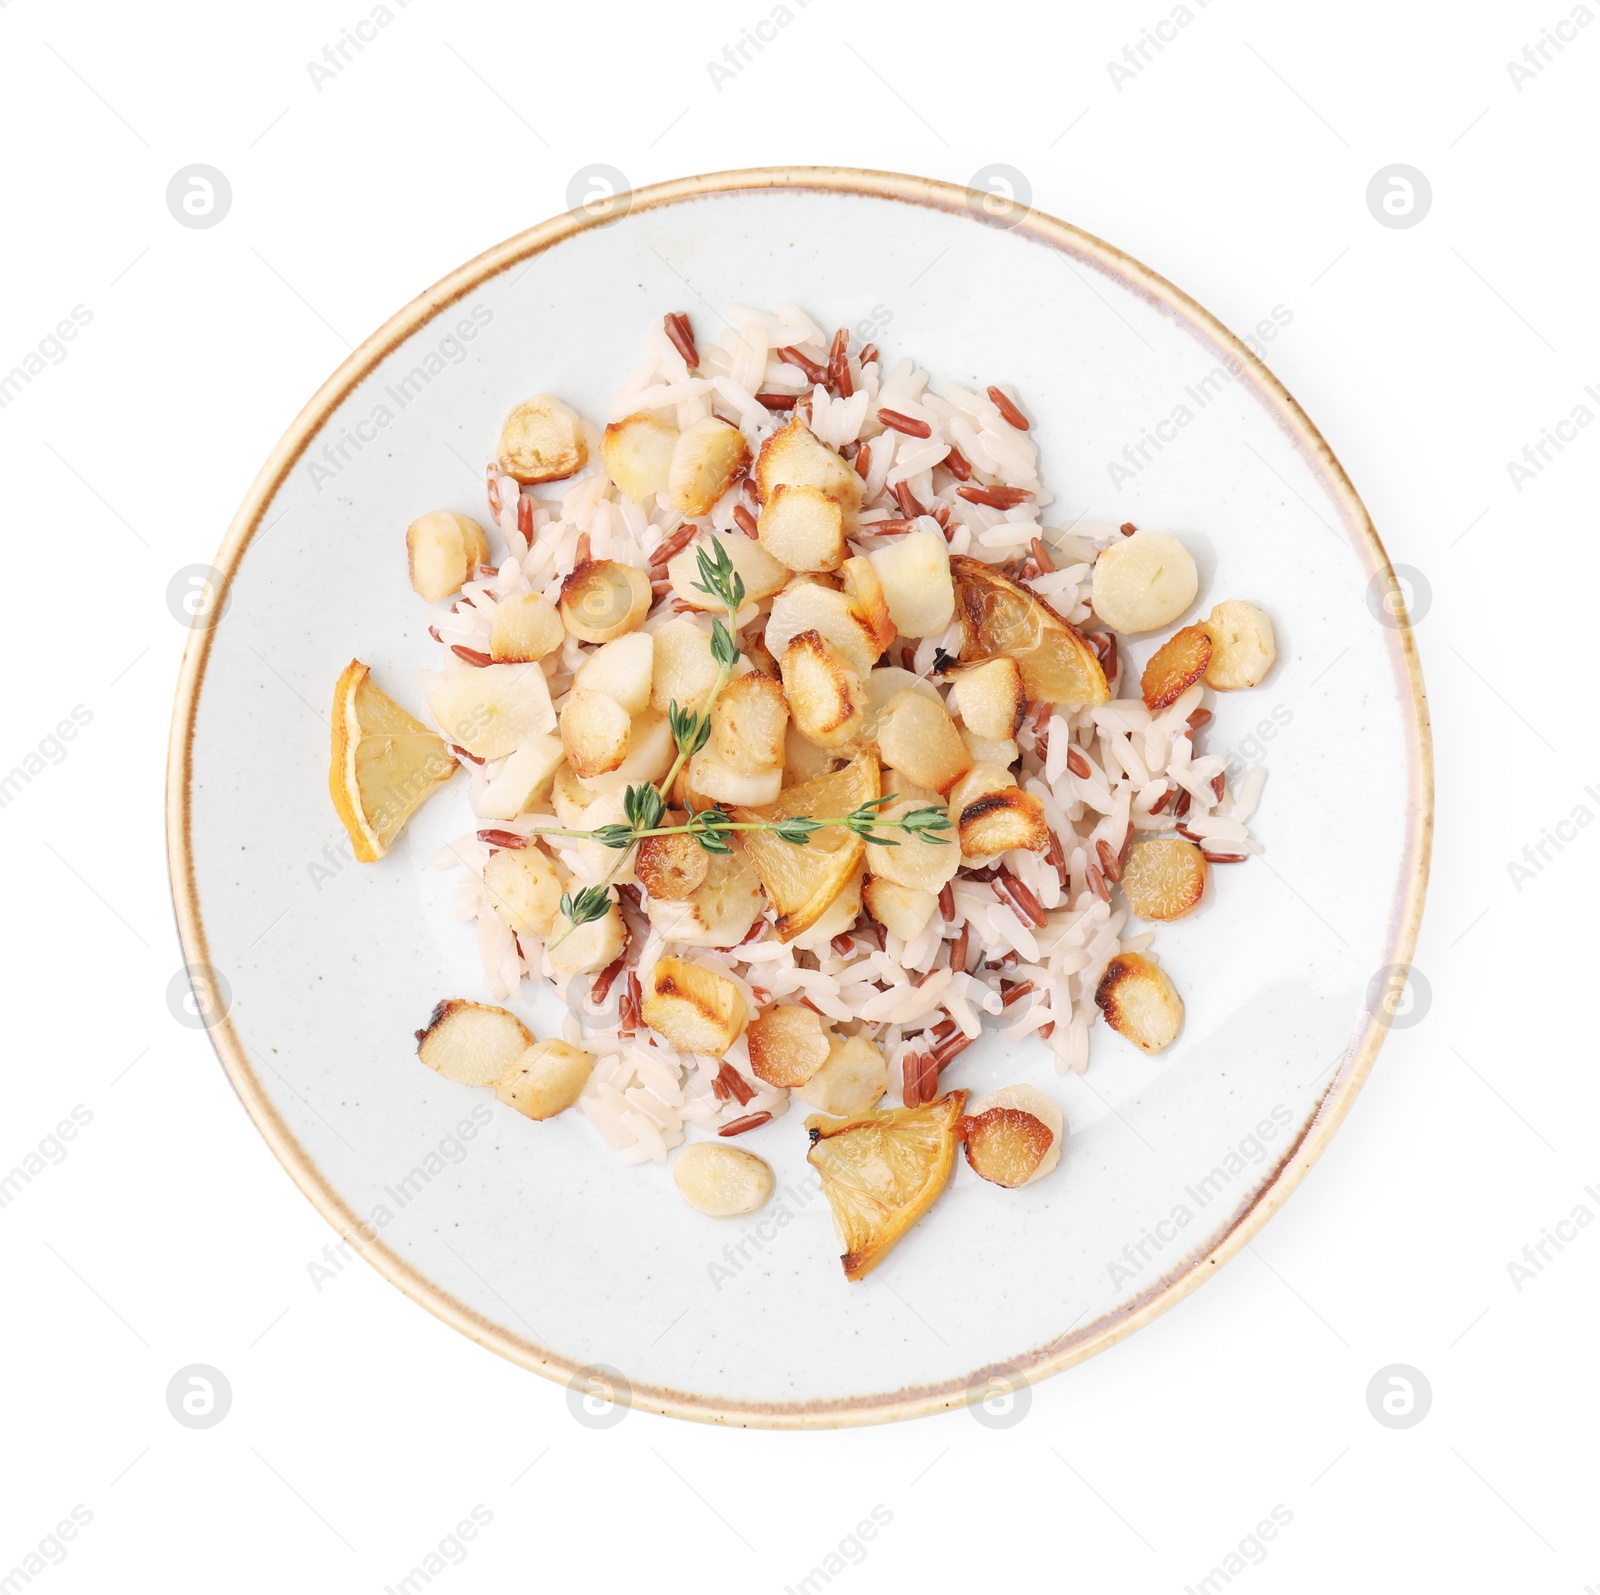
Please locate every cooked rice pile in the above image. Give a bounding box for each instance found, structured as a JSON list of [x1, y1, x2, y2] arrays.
[[419, 303, 1268, 1166]]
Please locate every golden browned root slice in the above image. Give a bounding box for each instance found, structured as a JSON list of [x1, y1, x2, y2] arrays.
[[427, 662, 556, 760], [961, 1107, 1055, 1188], [668, 416, 751, 515], [583, 710, 675, 792], [766, 581, 883, 678], [545, 899, 627, 980], [644, 846, 765, 947], [573, 631, 654, 715], [950, 556, 1109, 709], [867, 526, 953, 637], [498, 395, 587, 484], [1120, 837, 1208, 921], [416, 998, 532, 1087], [601, 412, 678, 501], [806, 1091, 967, 1282], [684, 752, 783, 807], [474, 734, 564, 821], [948, 763, 1049, 857], [746, 1003, 833, 1087], [406, 511, 489, 604], [650, 618, 720, 714], [864, 799, 961, 892], [758, 482, 846, 572], [732, 751, 879, 941], [1090, 529, 1197, 633], [949, 653, 1026, 741], [754, 417, 863, 513], [641, 957, 749, 1054], [560, 688, 631, 777], [861, 878, 938, 941], [496, 1039, 595, 1120], [330, 660, 457, 862], [635, 816, 710, 901], [965, 1084, 1064, 1184], [838, 556, 896, 654], [490, 591, 565, 663], [1140, 624, 1213, 710], [1201, 599, 1276, 690], [710, 672, 789, 773], [1095, 952, 1184, 1053], [795, 1035, 888, 1116], [666, 533, 789, 609], [559, 560, 652, 644], [672, 1143, 774, 1216], [781, 631, 865, 749], [743, 628, 781, 680], [482, 845, 564, 936], [875, 689, 973, 794]]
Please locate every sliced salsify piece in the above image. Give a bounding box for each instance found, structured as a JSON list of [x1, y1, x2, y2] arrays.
[[1120, 837, 1208, 921]]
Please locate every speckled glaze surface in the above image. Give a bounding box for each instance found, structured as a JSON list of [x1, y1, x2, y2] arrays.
[[166, 167, 1431, 1426]]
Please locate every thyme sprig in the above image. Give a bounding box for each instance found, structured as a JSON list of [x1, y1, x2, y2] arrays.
[[552, 540, 743, 941], [549, 540, 956, 936]]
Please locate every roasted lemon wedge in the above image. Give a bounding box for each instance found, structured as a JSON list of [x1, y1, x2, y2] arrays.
[[330, 660, 456, 862], [732, 751, 879, 942], [950, 556, 1109, 709], [806, 1090, 967, 1281]]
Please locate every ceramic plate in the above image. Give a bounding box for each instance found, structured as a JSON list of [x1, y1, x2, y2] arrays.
[[167, 168, 1431, 1426]]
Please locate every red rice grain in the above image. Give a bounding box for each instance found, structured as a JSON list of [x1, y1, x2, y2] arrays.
[[1096, 838, 1122, 885], [591, 955, 626, 1003], [958, 484, 1033, 509], [877, 408, 932, 438], [716, 1063, 755, 1107], [476, 829, 525, 849], [777, 345, 827, 383], [664, 312, 698, 370], [892, 480, 924, 519], [719, 1112, 771, 1137], [994, 875, 1047, 929], [950, 926, 970, 972], [828, 329, 853, 397], [987, 386, 1030, 430]]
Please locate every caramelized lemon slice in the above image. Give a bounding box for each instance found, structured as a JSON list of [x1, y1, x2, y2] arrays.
[[731, 751, 879, 942], [806, 1091, 966, 1281], [330, 660, 456, 862], [949, 556, 1109, 708]]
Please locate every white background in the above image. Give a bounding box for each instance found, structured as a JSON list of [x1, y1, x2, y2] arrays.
[[1, 0, 1594, 1589]]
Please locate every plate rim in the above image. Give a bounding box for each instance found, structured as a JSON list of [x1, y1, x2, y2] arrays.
[[165, 164, 1434, 1427]]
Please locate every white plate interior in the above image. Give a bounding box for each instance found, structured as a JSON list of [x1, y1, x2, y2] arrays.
[[180, 181, 1421, 1417]]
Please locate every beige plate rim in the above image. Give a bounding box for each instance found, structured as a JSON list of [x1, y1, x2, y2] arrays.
[[165, 164, 1434, 1428]]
